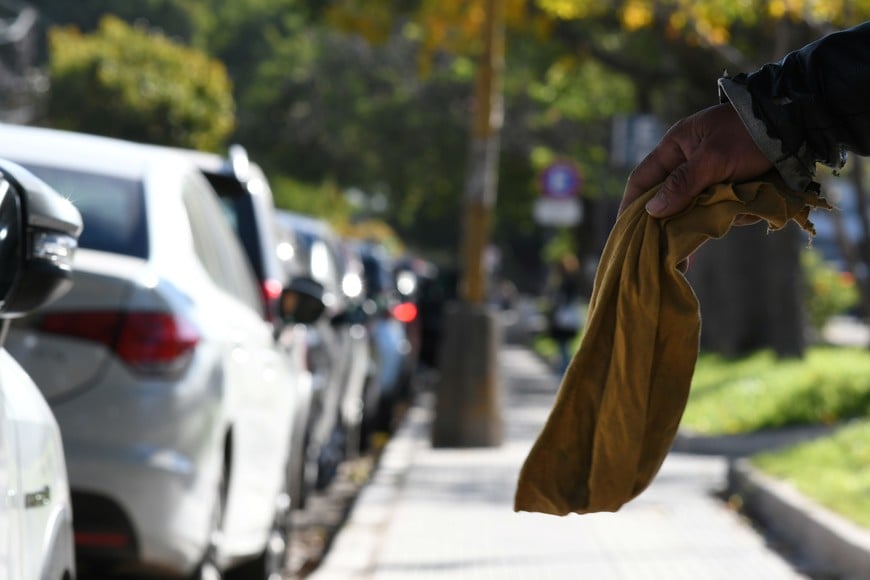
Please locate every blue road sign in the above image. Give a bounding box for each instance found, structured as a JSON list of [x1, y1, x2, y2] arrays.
[[539, 161, 581, 199]]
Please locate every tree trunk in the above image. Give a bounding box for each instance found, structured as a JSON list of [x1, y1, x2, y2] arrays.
[[575, 195, 619, 300], [688, 220, 806, 358], [849, 161, 870, 324], [684, 20, 809, 359]]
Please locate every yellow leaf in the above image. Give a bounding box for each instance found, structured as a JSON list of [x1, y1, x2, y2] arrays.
[[536, 0, 604, 20], [621, 0, 654, 30], [768, 0, 787, 18]]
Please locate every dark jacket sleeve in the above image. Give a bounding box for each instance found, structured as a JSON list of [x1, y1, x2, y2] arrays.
[[718, 22, 870, 191]]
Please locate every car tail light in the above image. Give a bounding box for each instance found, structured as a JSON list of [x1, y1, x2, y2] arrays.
[[40, 311, 200, 376], [71, 490, 138, 558], [75, 531, 132, 549], [261, 278, 284, 321], [392, 301, 418, 323]]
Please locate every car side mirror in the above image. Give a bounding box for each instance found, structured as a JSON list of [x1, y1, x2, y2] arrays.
[[0, 160, 83, 318], [279, 276, 326, 325]]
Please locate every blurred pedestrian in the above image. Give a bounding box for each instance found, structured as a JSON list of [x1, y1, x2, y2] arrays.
[[547, 253, 583, 374], [619, 21, 870, 220], [494, 278, 518, 310]]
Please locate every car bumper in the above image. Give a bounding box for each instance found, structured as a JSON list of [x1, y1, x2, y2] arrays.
[[65, 441, 219, 575], [51, 355, 225, 576]]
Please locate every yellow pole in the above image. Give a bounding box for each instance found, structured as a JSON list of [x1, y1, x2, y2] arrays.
[[459, 0, 504, 304], [432, 0, 505, 448]]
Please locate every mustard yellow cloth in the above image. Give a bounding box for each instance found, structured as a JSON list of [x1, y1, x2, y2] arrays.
[[514, 178, 828, 516]]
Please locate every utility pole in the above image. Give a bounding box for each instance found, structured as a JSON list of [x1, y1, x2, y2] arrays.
[[432, 0, 505, 448]]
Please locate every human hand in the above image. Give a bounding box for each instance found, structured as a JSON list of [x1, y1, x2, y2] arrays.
[[619, 104, 773, 219]]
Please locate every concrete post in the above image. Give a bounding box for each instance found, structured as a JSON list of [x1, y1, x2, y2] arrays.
[[431, 301, 503, 448]]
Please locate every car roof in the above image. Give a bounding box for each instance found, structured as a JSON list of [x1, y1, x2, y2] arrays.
[[148, 144, 262, 185], [276, 209, 338, 240], [163, 147, 232, 176], [0, 123, 186, 180], [149, 145, 279, 209]]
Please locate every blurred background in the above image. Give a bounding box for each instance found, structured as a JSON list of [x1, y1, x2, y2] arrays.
[[3, 2, 870, 578], [2, 0, 867, 358]]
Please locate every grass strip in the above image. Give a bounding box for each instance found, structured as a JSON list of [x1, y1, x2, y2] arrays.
[[683, 347, 870, 435], [752, 419, 870, 528]]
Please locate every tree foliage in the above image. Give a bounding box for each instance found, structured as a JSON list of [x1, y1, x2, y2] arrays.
[[29, 0, 201, 42], [31, 1, 870, 299], [233, 27, 472, 254], [47, 15, 235, 151], [24, 0, 870, 354]]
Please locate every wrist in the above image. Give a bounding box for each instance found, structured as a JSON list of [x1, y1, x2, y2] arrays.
[[718, 75, 817, 192]]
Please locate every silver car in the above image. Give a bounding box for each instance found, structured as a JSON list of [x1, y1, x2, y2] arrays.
[[275, 211, 373, 481], [0, 123, 317, 578]]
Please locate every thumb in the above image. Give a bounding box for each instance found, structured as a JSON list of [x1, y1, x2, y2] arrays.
[[644, 159, 709, 218]]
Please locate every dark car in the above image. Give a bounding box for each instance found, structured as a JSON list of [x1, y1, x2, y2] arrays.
[[397, 259, 455, 372], [353, 241, 422, 432]]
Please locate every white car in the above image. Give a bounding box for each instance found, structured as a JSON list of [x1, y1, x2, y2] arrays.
[[0, 123, 322, 579], [160, 144, 319, 511], [0, 159, 83, 580]]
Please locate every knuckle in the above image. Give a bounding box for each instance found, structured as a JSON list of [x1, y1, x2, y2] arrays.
[[663, 165, 691, 199]]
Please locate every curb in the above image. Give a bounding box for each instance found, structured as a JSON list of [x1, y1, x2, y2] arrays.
[[307, 394, 432, 579], [728, 458, 870, 580]]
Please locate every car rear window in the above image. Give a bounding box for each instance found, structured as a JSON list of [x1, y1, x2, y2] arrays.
[[203, 172, 265, 281], [361, 253, 394, 296], [21, 163, 149, 259]]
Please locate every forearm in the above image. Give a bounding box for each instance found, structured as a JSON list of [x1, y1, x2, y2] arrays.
[[718, 22, 870, 191]]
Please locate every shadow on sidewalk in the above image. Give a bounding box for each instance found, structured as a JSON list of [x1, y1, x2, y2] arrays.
[[672, 424, 840, 458]]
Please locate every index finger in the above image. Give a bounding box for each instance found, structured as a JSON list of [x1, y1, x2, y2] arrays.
[[619, 139, 687, 216]]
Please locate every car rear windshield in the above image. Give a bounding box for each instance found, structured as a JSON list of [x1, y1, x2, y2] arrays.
[[22, 163, 149, 259]]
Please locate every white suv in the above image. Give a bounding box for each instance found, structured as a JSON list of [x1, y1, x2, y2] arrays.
[[0, 159, 83, 580]]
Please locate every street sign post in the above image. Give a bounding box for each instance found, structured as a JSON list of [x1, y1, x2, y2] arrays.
[[534, 197, 583, 226]]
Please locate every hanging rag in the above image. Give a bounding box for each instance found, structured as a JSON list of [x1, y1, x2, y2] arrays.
[[514, 176, 829, 516]]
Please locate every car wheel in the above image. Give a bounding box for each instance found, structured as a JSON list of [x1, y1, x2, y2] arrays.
[[316, 428, 345, 490]]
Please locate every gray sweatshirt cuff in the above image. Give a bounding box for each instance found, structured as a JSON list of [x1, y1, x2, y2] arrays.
[[717, 76, 815, 192]]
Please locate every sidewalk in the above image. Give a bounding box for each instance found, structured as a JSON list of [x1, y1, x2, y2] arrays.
[[309, 345, 809, 579]]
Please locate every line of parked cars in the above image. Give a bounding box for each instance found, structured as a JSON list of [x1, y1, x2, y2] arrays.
[[0, 122, 439, 580], [274, 210, 372, 488]]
